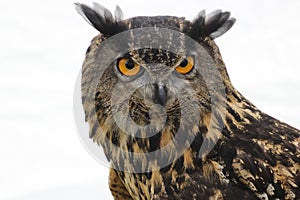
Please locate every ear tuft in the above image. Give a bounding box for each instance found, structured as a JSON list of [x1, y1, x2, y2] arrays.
[[189, 10, 236, 39], [114, 5, 124, 22], [75, 3, 126, 36]]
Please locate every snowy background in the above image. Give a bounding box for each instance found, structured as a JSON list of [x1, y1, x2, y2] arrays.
[[1, 0, 299, 199]]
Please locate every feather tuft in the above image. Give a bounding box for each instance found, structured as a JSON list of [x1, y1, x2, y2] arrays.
[[189, 10, 236, 40], [114, 5, 124, 22], [75, 3, 126, 36]]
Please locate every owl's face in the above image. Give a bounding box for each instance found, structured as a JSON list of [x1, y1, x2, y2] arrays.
[[113, 49, 195, 108], [95, 25, 213, 141], [77, 3, 235, 171]]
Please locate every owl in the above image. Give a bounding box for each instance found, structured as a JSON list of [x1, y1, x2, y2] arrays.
[[76, 3, 300, 200]]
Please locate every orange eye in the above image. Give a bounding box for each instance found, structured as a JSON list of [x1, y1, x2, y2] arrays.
[[175, 56, 194, 74], [117, 58, 140, 76]]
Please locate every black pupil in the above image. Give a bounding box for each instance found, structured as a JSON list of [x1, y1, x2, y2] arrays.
[[180, 59, 188, 67], [125, 59, 135, 69]]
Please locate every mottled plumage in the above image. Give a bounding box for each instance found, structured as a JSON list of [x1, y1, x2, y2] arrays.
[[76, 3, 300, 200]]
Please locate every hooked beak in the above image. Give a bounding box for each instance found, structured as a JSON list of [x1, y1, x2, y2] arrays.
[[154, 84, 167, 106]]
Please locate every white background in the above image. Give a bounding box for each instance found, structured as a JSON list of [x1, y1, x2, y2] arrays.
[[0, 0, 299, 199]]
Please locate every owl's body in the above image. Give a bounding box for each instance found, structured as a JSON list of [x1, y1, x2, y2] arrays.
[[76, 3, 300, 200]]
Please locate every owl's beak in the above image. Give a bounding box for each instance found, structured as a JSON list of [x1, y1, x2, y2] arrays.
[[155, 84, 167, 107]]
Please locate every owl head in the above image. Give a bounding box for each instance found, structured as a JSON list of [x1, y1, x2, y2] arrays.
[[76, 3, 236, 172]]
